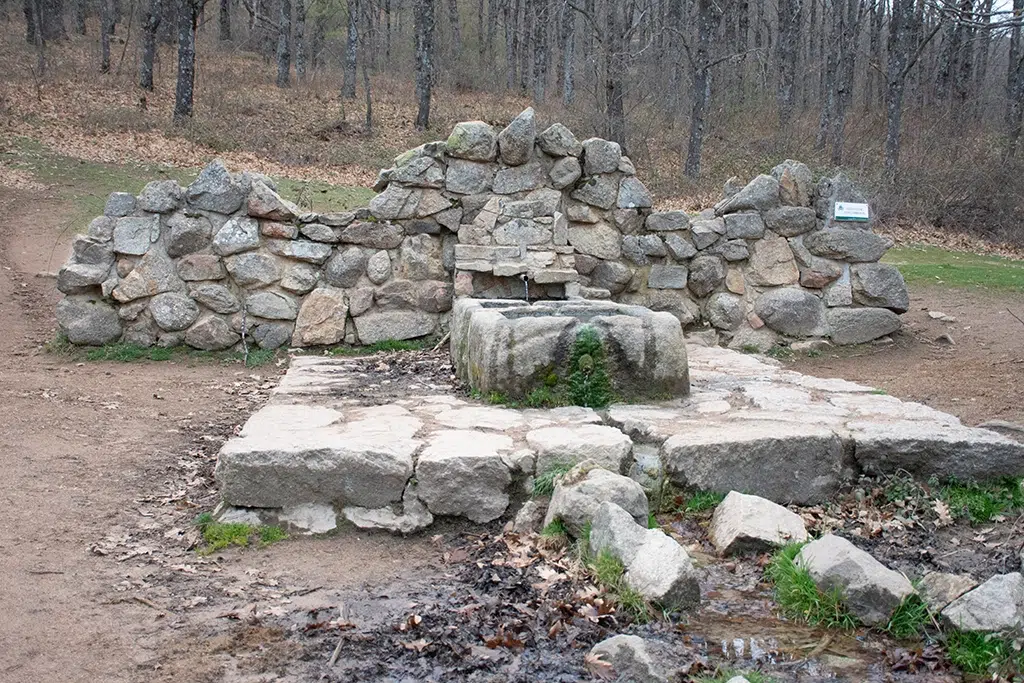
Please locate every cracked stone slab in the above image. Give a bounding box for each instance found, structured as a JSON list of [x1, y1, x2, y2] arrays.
[[415, 430, 513, 523]]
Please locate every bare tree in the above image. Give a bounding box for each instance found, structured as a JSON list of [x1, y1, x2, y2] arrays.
[[685, 0, 723, 177], [414, 0, 435, 129], [276, 0, 291, 87], [295, 0, 306, 80], [140, 0, 162, 89], [100, 0, 113, 72], [776, 0, 802, 122], [1008, 0, 1024, 156], [448, 0, 462, 57], [74, 0, 86, 34], [343, 0, 359, 99], [560, 0, 575, 105], [174, 0, 203, 123], [219, 0, 231, 40]]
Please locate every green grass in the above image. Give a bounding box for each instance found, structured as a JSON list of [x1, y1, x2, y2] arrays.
[[48, 336, 279, 367], [939, 477, 1024, 524], [193, 512, 287, 555], [945, 630, 1024, 676], [588, 550, 650, 622], [765, 345, 794, 360], [683, 490, 726, 513], [883, 244, 1024, 292], [532, 463, 575, 497], [766, 543, 858, 630], [883, 594, 930, 639], [540, 519, 568, 538], [647, 513, 659, 529], [327, 339, 431, 356], [740, 344, 761, 354], [695, 671, 777, 683], [273, 177, 375, 214]]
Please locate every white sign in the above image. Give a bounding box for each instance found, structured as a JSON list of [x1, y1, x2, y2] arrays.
[[834, 202, 870, 221]]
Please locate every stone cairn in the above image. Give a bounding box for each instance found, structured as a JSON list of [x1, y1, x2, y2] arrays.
[[55, 107, 909, 351]]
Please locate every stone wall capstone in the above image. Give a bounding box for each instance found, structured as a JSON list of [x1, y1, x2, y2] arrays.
[[55, 108, 909, 351]]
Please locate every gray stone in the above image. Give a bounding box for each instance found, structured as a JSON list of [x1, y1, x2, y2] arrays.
[[56, 296, 122, 345], [789, 235, 845, 288], [587, 635, 668, 683], [571, 175, 619, 210], [582, 138, 622, 175], [537, 123, 583, 157], [796, 534, 915, 626], [250, 321, 293, 349], [318, 211, 357, 228], [212, 216, 261, 256], [765, 206, 818, 236], [369, 186, 450, 221], [225, 252, 281, 287], [88, 216, 116, 242], [492, 161, 548, 194], [354, 310, 437, 343], [710, 491, 808, 555], [185, 315, 239, 350], [707, 292, 744, 330], [714, 175, 780, 215], [772, 160, 814, 207], [527, 426, 633, 475], [292, 286, 348, 346], [343, 485, 434, 535], [494, 218, 552, 246], [549, 156, 582, 189], [445, 159, 495, 194], [827, 308, 901, 345], [754, 288, 828, 337], [498, 107, 536, 166], [104, 192, 137, 217], [189, 283, 240, 314], [688, 255, 726, 298], [375, 279, 452, 313], [280, 263, 319, 294], [589, 502, 701, 610], [566, 202, 599, 223], [388, 155, 445, 189], [149, 292, 200, 331], [690, 218, 726, 250], [727, 325, 779, 353], [245, 179, 299, 219], [617, 177, 653, 209], [591, 260, 633, 294], [920, 572, 977, 613], [324, 247, 369, 288], [848, 419, 1024, 481], [664, 234, 698, 261], [57, 263, 110, 292], [112, 249, 184, 302], [216, 403, 420, 509], [338, 221, 405, 249], [186, 160, 247, 214], [398, 236, 447, 282], [711, 239, 750, 262], [646, 211, 690, 232], [246, 291, 298, 320], [568, 221, 621, 260], [747, 233, 799, 286], [176, 254, 224, 282], [137, 180, 183, 213], [299, 222, 340, 243], [166, 214, 212, 257], [621, 235, 664, 265], [366, 250, 392, 284], [348, 287, 374, 316], [724, 212, 765, 239], [265, 239, 333, 265], [648, 265, 688, 289], [416, 430, 512, 523], [262, 221, 299, 240], [662, 421, 848, 504], [941, 573, 1024, 632], [851, 263, 909, 313], [803, 229, 892, 262], [446, 121, 499, 161], [544, 464, 648, 535], [502, 188, 562, 219], [113, 216, 159, 255]]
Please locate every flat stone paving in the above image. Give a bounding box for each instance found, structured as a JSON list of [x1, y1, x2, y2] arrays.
[[215, 344, 1024, 532]]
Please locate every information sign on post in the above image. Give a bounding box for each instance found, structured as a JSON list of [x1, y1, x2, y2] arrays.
[[834, 202, 870, 222]]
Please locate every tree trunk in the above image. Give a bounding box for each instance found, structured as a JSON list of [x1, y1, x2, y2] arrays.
[[776, 0, 801, 123], [505, 0, 517, 89], [974, 0, 992, 108], [885, 0, 915, 179], [140, 0, 161, 89], [218, 0, 230, 40], [1008, 0, 1024, 156], [447, 0, 461, 57], [518, 0, 532, 93], [561, 0, 575, 105], [41, 0, 67, 39], [24, 0, 37, 43], [100, 0, 112, 72], [173, 0, 198, 124], [604, 0, 626, 145], [276, 0, 291, 87], [294, 0, 306, 80], [414, 0, 434, 129], [531, 0, 547, 102], [685, 0, 720, 178], [29, 0, 46, 75], [74, 0, 86, 34], [343, 0, 358, 98]]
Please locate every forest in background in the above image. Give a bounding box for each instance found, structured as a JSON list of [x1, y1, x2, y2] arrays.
[[3, 0, 1024, 246]]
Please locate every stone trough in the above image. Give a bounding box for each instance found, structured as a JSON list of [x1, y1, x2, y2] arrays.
[[214, 341, 1024, 534], [450, 297, 690, 400]]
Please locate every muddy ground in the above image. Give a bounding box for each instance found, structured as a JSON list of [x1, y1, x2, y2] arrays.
[[1, 186, 1023, 683]]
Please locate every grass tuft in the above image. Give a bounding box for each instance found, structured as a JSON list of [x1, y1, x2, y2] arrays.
[[766, 543, 858, 630], [588, 550, 651, 623], [683, 490, 726, 513], [541, 519, 568, 538], [884, 594, 930, 639], [327, 339, 430, 356], [532, 463, 574, 497], [695, 671, 778, 683], [939, 477, 1024, 524], [193, 512, 288, 554], [945, 630, 1024, 676]]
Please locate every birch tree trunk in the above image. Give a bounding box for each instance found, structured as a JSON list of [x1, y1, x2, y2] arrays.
[[414, 0, 434, 129]]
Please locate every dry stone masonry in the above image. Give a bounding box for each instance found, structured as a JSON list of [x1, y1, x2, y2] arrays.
[[56, 108, 909, 352]]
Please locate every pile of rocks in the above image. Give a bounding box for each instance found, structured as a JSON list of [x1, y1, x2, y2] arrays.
[[56, 109, 908, 352]]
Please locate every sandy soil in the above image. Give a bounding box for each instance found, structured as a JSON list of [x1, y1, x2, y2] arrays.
[[1, 185, 1022, 682]]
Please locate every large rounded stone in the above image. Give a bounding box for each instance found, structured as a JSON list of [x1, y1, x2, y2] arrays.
[[212, 216, 260, 256], [189, 283, 241, 314], [245, 291, 298, 320], [543, 465, 648, 535], [498, 107, 536, 166], [225, 253, 281, 287], [446, 121, 498, 161], [804, 229, 892, 262], [707, 292, 744, 330], [527, 425, 633, 476], [186, 160, 247, 214], [166, 214, 212, 258], [366, 250, 392, 285], [137, 180, 183, 213], [851, 263, 909, 313], [57, 296, 122, 345], [581, 138, 622, 175], [568, 222, 621, 260], [324, 247, 368, 288], [747, 232, 799, 286], [828, 307, 901, 345], [149, 292, 200, 331], [537, 123, 583, 157], [293, 287, 349, 346], [185, 315, 239, 350], [754, 288, 827, 337], [688, 254, 725, 298]]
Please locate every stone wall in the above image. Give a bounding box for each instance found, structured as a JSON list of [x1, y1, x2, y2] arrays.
[[55, 108, 909, 351]]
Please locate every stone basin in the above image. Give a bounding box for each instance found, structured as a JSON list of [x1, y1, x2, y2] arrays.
[[450, 298, 690, 400]]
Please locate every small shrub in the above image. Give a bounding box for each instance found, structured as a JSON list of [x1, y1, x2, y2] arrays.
[[740, 344, 761, 354], [259, 525, 288, 545], [243, 348, 277, 367], [766, 543, 858, 630], [523, 386, 561, 408], [695, 671, 777, 683], [766, 345, 794, 360]]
